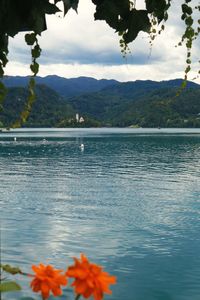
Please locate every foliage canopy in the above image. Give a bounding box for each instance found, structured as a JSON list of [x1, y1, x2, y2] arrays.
[[2, 79, 200, 128], [0, 0, 199, 76]]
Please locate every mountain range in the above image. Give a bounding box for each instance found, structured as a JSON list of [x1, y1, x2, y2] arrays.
[[2, 75, 118, 97], [1, 76, 200, 128]]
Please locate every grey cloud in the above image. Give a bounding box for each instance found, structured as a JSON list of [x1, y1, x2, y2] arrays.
[[19, 46, 163, 66]]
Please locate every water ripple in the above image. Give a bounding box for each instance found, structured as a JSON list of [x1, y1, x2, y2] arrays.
[[1, 130, 200, 300]]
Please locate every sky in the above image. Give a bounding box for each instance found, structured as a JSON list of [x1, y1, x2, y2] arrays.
[[4, 0, 200, 83]]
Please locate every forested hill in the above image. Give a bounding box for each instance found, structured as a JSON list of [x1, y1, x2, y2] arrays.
[[2, 76, 199, 98], [0, 77, 200, 128], [0, 85, 75, 127], [66, 84, 200, 128]]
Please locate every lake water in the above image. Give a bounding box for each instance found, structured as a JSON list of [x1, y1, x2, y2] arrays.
[[1, 128, 200, 300]]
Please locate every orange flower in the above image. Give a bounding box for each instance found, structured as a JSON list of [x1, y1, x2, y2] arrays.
[[30, 263, 67, 299], [66, 254, 116, 300]]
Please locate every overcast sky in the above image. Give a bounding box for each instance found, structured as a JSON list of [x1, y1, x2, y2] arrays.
[[5, 0, 200, 83]]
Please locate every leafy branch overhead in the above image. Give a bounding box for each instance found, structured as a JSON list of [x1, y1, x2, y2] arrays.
[[0, 0, 199, 77]]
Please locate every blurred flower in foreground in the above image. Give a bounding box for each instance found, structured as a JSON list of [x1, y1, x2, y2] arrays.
[[30, 263, 67, 299], [66, 254, 116, 300]]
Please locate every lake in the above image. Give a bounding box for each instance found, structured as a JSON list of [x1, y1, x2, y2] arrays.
[[1, 128, 200, 300]]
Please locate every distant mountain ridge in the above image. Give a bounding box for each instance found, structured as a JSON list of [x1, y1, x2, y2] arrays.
[[2, 76, 199, 99], [2, 75, 119, 97], [100, 79, 199, 98]]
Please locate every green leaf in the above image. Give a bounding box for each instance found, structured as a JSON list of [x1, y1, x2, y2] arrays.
[[44, 2, 60, 14], [145, 0, 170, 22], [94, 3, 118, 30], [32, 14, 47, 35], [21, 110, 30, 123], [182, 4, 192, 15], [0, 281, 21, 293], [124, 10, 151, 44], [29, 77, 36, 89], [62, 0, 79, 16], [31, 45, 42, 59], [0, 63, 4, 77], [11, 77, 36, 128], [0, 34, 9, 53], [30, 62, 39, 76], [0, 52, 8, 67], [185, 27, 195, 39], [180, 80, 187, 90], [185, 65, 191, 73], [185, 16, 193, 26], [25, 33, 37, 46], [94, 0, 130, 31], [0, 264, 22, 275]]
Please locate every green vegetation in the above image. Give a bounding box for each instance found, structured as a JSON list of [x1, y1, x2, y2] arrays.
[[111, 88, 200, 128], [0, 0, 199, 79], [0, 85, 74, 127], [1, 79, 199, 128], [67, 84, 200, 128]]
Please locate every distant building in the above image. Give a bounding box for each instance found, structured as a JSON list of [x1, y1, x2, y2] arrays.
[[79, 116, 85, 123], [75, 113, 84, 123], [76, 113, 79, 122]]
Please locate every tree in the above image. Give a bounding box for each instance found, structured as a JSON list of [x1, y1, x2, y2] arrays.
[[0, 0, 199, 126]]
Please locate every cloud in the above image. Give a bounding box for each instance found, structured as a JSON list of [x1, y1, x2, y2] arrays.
[[7, 60, 199, 84], [4, 0, 200, 83]]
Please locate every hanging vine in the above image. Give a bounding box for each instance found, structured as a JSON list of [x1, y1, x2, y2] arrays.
[[148, 0, 171, 46], [0, 33, 8, 112], [179, 0, 200, 80], [11, 33, 42, 128]]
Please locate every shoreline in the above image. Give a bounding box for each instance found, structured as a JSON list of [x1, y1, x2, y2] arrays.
[[1, 127, 200, 138]]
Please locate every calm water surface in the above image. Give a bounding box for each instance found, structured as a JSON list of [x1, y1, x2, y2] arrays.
[[1, 128, 200, 300]]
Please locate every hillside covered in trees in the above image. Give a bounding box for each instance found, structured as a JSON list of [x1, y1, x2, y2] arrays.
[[0, 85, 74, 128], [1, 77, 200, 128]]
